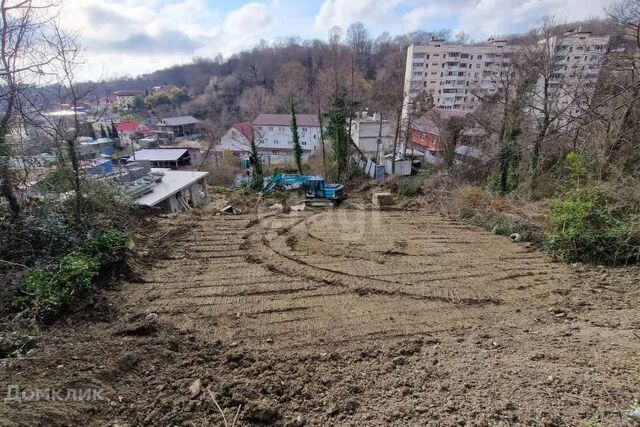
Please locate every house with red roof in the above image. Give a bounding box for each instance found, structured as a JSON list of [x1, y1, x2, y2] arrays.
[[216, 114, 321, 165], [115, 120, 147, 148], [409, 109, 469, 154]]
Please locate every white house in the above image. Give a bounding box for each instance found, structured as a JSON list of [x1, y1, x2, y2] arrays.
[[217, 114, 322, 165], [351, 111, 393, 162]]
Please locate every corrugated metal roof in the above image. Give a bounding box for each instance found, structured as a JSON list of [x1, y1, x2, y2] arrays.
[[134, 148, 188, 162], [155, 116, 201, 127], [253, 113, 319, 127]]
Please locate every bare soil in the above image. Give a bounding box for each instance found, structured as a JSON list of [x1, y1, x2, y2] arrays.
[[1, 207, 639, 426]]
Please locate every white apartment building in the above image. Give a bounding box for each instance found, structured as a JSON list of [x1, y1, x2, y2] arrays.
[[545, 30, 610, 120], [403, 31, 610, 122], [216, 113, 321, 165], [351, 111, 394, 162], [403, 38, 511, 116]]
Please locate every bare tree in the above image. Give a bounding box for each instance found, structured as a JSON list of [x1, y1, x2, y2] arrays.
[[239, 85, 276, 120], [0, 0, 59, 216], [346, 22, 372, 74], [524, 18, 568, 193]]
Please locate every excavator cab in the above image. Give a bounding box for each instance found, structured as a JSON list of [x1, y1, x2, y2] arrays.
[[306, 177, 326, 199]]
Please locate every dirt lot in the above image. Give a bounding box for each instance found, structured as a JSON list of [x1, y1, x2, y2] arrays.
[[1, 207, 639, 426]]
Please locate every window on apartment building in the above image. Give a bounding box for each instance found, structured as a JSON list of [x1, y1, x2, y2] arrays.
[[269, 127, 274, 131], [413, 53, 426, 59], [413, 71, 423, 76], [477, 55, 482, 60], [413, 62, 424, 67], [274, 139, 278, 144], [476, 64, 480, 68], [426, 54, 430, 59], [433, 53, 440, 57], [301, 141, 307, 146]]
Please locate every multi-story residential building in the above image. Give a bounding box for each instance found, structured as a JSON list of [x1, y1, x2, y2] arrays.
[[544, 30, 610, 121], [113, 90, 145, 109], [403, 38, 511, 116], [155, 116, 202, 141], [216, 113, 321, 165], [350, 111, 393, 162], [404, 31, 610, 121]]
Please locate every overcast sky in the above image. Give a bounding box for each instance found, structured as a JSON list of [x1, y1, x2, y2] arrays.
[[60, 0, 613, 81]]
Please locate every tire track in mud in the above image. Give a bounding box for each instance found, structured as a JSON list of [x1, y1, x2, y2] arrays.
[[126, 210, 575, 351]]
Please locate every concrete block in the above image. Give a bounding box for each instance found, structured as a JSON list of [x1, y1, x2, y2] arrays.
[[372, 192, 394, 207]]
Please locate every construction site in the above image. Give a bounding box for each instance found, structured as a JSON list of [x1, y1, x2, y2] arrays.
[[1, 188, 639, 426]]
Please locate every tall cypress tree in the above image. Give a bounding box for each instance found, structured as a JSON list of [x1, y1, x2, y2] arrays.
[[249, 137, 263, 191], [326, 85, 349, 181], [290, 100, 303, 174], [100, 123, 107, 138]]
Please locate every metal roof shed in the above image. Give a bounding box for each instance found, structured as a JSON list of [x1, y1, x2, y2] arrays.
[[133, 148, 190, 169]]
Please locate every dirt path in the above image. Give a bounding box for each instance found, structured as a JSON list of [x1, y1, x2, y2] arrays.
[[1, 209, 639, 426]]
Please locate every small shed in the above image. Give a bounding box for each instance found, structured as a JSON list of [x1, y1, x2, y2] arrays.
[[384, 154, 412, 176], [133, 148, 190, 169]]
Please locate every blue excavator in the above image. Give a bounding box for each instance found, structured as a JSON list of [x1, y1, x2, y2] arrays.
[[260, 173, 345, 207]]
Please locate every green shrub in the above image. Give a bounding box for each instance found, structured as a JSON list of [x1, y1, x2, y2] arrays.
[[15, 253, 100, 318], [81, 229, 129, 264], [396, 177, 424, 197], [14, 229, 129, 319], [545, 186, 640, 265]]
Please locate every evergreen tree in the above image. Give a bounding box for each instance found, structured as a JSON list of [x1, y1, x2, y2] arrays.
[[290, 100, 303, 174], [326, 85, 350, 181], [249, 137, 263, 191], [99, 123, 107, 139]]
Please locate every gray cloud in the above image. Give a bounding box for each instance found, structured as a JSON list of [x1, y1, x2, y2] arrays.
[[92, 31, 203, 55], [84, 4, 137, 28]]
